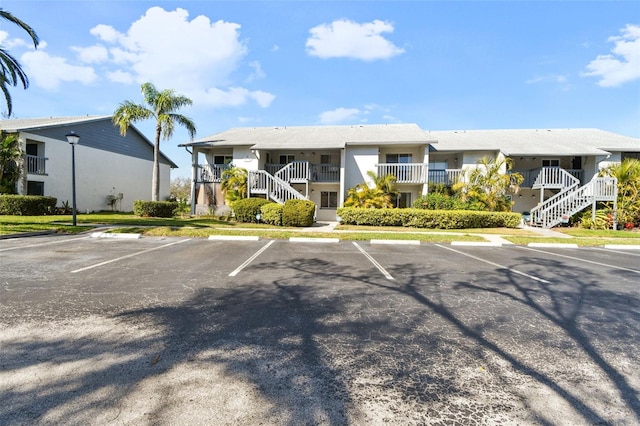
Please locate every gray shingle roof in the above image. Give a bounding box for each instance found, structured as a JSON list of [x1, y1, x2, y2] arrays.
[[183, 124, 435, 149], [426, 128, 640, 155], [0, 115, 112, 132]]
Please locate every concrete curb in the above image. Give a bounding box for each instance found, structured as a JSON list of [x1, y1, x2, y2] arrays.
[[90, 232, 141, 239], [209, 235, 260, 241], [451, 241, 503, 247], [370, 239, 420, 245], [0, 230, 57, 240], [603, 244, 640, 250], [528, 242, 579, 248], [289, 237, 340, 243]]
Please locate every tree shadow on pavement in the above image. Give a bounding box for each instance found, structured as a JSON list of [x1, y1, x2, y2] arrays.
[[1, 252, 638, 424]]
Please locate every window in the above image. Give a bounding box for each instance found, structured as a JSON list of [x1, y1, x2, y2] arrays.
[[27, 181, 44, 196], [320, 191, 338, 208], [392, 192, 412, 208], [320, 154, 332, 164], [279, 154, 295, 164], [213, 155, 232, 165], [386, 153, 412, 163], [429, 161, 447, 170], [542, 159, 560, 167]]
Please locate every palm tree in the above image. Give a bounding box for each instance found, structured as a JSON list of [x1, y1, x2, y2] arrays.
[[344, 171, 397, 208], [220, 165, 248, 205], [1, 8, 39, 117], [113, 82, 196, 201], [600, 158, 640, 226], [453, 156, 523, 212], [0, 131, 23, 193]]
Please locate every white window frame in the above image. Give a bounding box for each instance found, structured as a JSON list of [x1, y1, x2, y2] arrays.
[[320, 191, 338, 209]]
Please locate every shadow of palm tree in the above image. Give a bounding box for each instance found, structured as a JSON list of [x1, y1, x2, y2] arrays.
[[2, 251, 638, 424]]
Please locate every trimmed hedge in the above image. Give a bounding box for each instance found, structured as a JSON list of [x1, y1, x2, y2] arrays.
[[260, 203, 283, 226], [0, 195, 57, 215], [233, 197, 273, 223], [337, 207, 521, 229], [282, 199, 316, 227], [133, 200, 178, 218], [413, 193, 478, 210]]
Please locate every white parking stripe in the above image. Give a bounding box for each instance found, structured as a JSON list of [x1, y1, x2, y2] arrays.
[[517, 246, 640, 275], [229, 240, 275, 277], [0, 236, 90, 252], [436, 244, 551, 284], [71, 239, 191, 273], [352, 242, 395, 281]]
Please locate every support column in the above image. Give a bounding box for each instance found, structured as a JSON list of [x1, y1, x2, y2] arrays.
[[189, 148, 197, 215]]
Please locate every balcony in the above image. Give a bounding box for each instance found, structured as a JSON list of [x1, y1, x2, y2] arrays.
[[377, 163, 428, 184], [26, 155, 47, 175], [513, 168, 584, 188], [428, 169, 463, 186], [198, 164, 228, 182], [266, 162, 340, 183]]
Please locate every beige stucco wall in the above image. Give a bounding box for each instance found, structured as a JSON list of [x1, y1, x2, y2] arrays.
[[344, 146, 379, 197]]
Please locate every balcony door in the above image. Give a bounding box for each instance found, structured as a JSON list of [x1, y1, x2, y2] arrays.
[[386, 154, 412, 181]]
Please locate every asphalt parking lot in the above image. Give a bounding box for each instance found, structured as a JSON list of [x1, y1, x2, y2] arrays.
[[1, 234, 639, 425]]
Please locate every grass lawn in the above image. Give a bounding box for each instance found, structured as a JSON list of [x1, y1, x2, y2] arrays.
[[1, 212, 638, 246]]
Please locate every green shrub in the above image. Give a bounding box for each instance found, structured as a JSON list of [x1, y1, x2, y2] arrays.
[[133, 200, 178, 218], [413, 193, 478, 210], [282, 199, 316, 227], [0, 195, 57, 215], [233, 197, 272, 223], [261, 203, 283, 226], [337, 207, 521, 229]]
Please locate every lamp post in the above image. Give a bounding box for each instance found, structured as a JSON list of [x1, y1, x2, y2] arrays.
[[65, 131, 80, 226]]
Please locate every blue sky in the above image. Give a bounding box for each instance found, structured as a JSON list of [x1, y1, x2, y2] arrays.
[[2, 1, 639, 178]]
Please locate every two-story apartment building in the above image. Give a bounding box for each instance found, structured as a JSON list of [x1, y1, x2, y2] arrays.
[[181, 124, 640, 227], [1, 116, 177, 212]]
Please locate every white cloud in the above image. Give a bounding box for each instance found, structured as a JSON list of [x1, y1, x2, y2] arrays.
[[21, 50, 97, 90], [319, 107, 361, 124], [306, 19, 405, 61], [107, 70, 134, 84], [72, 44, 109, 63], [81, 7, 273, 108], [583, 24, 640, 87], [246, 61, 266, 83], [250, 90, 275, 108], [194, 86, 274, 108], [525, 74, 569, 85]]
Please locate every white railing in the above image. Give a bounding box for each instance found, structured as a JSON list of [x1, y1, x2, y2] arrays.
[[275, 161, 310, 183], [248, 170, 306, 204], [530, 177, 617, 228], [428, 169, 463, 186], [198, 164, 227, 182], [26, 155, 47, 175], [377, 163, 428, 184], [532, 167, 580, 191], [311, 163, 340, 182]]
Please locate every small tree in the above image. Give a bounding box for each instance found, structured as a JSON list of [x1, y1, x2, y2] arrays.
[[220, 165, 248, 205], [344, 171, 397, 208], [453, 156, 523, 212], [169, 176, 191, 202], [600, 158, 640, 226], [0, 131, 22, 193]]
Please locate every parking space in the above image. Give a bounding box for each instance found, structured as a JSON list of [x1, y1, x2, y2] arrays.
[[1, 235, 639, 424]]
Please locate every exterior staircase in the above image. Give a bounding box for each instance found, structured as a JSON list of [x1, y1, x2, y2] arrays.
[[247, 169, 307, 204], [530, 176, 617, 228]]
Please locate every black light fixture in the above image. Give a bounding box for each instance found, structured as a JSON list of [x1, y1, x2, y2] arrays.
[[65, 131, 80, 226]]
